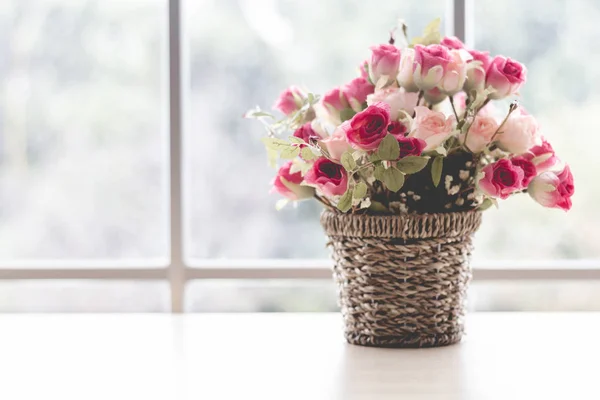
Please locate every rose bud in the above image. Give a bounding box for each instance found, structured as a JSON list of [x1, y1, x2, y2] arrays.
[[528, 165, 574, 211], [423, 87, 447, 105], [321, 87, 349, 123], [343, 102, 391, 151], [496, 110, 541, 155], [464, 49, 492, 92], [459, 115, 498, 152], [368, 44, 401, 86], [359, 60, 370, 80], [438, 49, 470, 96], [477, 158, 524, 199], [523, 138, 560, 173], [387, 120, 409, 138], [440, 36, 465, 50], [409, 106, 454, 151], [272, 86, 306, 115], [412, 44, 453, 91], [320, 124, 351, 162], [397, 136, 426, 159], [510, 156, 537, 187], [366, 87, 419, 119], [271, 161, 315, 200], [486, 55, 527, 99], [293, 122, 324, 143], [397, 48, 419, 92], [304, 158, 348, 197], [341, 77, 375, 112]]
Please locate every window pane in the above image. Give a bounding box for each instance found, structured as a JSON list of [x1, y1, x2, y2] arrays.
[[0, 280, 169, 312], [0, 0, 168, 261], [472, 0, 597, 260], [185, 0, 447, 260]]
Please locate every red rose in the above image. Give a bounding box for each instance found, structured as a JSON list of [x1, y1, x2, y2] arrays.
[[510, 156, 537, 187], [343, 102, 391, 151], [387, 120, 408, 137], [477, 159, 524, 199], [304, 158, 348, 197], [397, 137, 426, 159]]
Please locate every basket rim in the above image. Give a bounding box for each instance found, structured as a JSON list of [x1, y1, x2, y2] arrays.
[[320, 209, 482, 239]]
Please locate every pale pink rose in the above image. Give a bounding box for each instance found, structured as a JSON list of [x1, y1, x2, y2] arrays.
[[272, 86, 306, 115], [343, 102, 391, 151], [464, 49, 491, 92], [460, 115, 498, 152], [523, 138, 560, 173], [497, 110, 541, 155], [486, 56, 527, 99], [440, 36, 465, 50], [321, 88, 349, 122], [341, 77, 374, 112], [409, 106, 454, 151], [397, 48, 419, 92], [320, 125, 351, 162], [412, 44, 452, 91], [528, 165, 574, 211], [304, 158, 348, 197], [366, 87, 419, 120], [423, 87, 447, 105], [271, 161, 315, 200], [477, 159, 524, 199], [369, 44, 401, 85], [438, 49, 469, 96]]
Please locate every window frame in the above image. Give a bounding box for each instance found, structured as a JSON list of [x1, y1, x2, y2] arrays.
[[1, 0, 597, 313]]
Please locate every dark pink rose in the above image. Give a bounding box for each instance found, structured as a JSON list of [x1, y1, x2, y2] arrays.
[[343, 102, 391, 151], [304, 158, 348, 197], [440, 36, 465, 50], [272, 86, 306, 115], [478, 159, 524, 199], [369, 44, 401, 84], [486, 56, 527, 99], [293, 122, 323, 143], [523, 138, 560, 173], [510, 156, 537, 187], [412, 44, 453, 90], [271, 161, 315, 200], [387, 120, 409, 137], [322, 88, 348, 112], [528, 165, 574, 211], [341, 77, 374, 111], [465, 49, 492, 91], [397, 137, 426, 159]]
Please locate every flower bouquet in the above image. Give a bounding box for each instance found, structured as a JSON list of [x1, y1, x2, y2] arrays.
[[246, 19, 574, 348]]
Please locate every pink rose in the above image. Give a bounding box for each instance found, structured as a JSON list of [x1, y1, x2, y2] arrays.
[[359, 60, 369, 80], [423, 87, 447, 105], [460, 115, 498, 152], [528, 165, 574, 211], [497, 110, 541, 155], [272, 86, 306, 115], [321, 87, 349, 122], [397, 137, 426, 159], [304, 158, 348, 197], [510, 156, 537, 187], [409, 106, 454, 151], [440, 36, 465, 50], [397, 48, 419, 92], [523, 138, 560, 173], [366, 87, 419, 120], [341, 77, 374, 112], [271, 161, 315, 200], [293, 122, 324, 143], [477, 159, 524, 199], [486, 56, 527, 99], [464, 49, 491, 92], [320, 125, 351, 162], [369, 44, 401, 85], [412, 44, 453, 90], [438, 49, 469, 96], [387, 120, 409, 137], [343, 102, 391, 151]]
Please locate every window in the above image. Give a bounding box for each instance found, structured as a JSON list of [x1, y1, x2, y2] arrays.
[[1, 0, 598, 313]]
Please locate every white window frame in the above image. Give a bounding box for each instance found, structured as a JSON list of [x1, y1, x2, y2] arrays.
[[1, 0, 598, 312]]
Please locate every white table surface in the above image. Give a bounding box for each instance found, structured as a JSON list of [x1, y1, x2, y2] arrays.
[[0, 313, 599, 400]]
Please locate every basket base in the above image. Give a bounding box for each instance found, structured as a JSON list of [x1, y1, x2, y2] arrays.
[[345, 331, 463, 348]]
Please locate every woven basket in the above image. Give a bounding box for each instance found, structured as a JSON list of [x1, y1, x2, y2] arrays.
[[321, 210, 482, 348]]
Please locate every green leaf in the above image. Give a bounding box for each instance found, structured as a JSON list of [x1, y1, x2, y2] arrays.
[[280, 146, 300, 159], [353, 181, 368, 199], [368, 200, 389, 213], [396, 156, 430, 174], [275, 199, 289, 211], [340, 152, 357, 171], [478, 198, 494, 211], [336, 190, 353, 213], [377, 134, 400, 161], [339, 108, 356, 122], [262, 137, 293, 151], [288, 136, 305, 144], [266, 148, 278, 168], [373, 164, 385, 181], [431, 156, 443, 187], [381, 167, 405, 192], [369, 153, 381, 162], [301, 146, 317, 161]]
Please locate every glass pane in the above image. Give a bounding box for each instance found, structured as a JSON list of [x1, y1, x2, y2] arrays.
[[185, 0, 447, 260], [0, 280, 169, 312], [472, 0, 598, 260], [0, 0, 168, 262], [185, 279, 600, 312]]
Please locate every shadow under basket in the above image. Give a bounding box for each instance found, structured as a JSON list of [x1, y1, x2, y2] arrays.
[[321, 210, 482, 348]]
